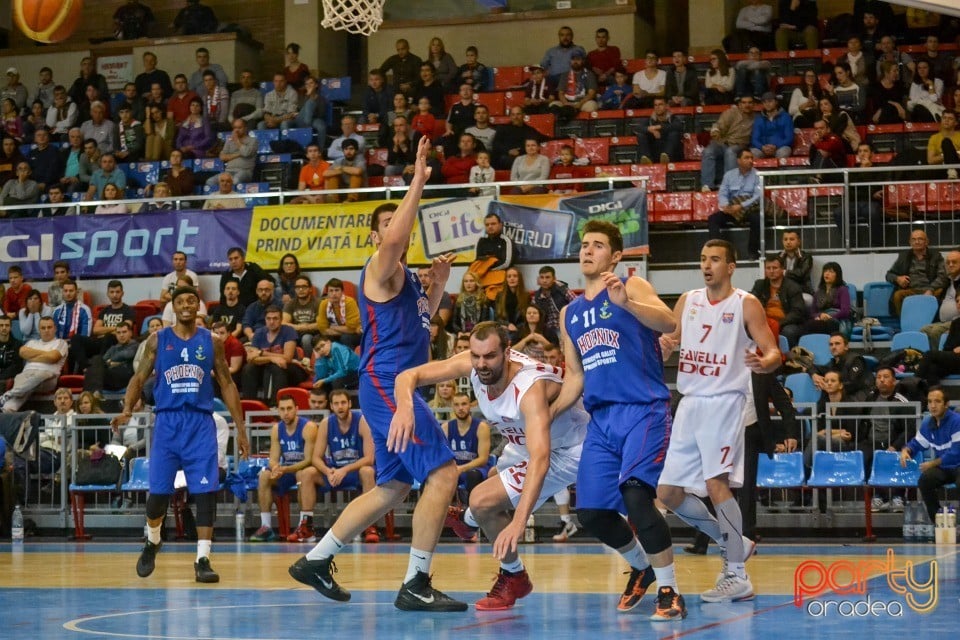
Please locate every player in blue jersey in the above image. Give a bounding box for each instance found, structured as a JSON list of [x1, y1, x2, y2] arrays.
[[249, 395, 319, 542], [114, 285, 248, 584], [552, 219, 687, 620], [303, 389, 377, 542], [289, 136, 466, 612], [443, 392, 492, 500]]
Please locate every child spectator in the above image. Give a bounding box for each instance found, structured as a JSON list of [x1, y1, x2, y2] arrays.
[[468, 149, 496, 196], [411, 97, 436, 139], [598, 69, 632, 110]]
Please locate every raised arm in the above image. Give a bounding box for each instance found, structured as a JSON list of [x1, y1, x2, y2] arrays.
[[366, 136, 433, 287], [549, 306, 584, 419]]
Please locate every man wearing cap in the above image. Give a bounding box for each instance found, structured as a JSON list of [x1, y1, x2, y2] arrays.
[[541, 26, 587, 86], [549, 51, 599, 119], [2, 68, 27, 112], [116, 284, 248, 584], [750, 92, 794, 159], [324, 139, 366, 202]]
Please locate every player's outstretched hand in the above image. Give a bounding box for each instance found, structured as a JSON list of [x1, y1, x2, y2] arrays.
[[387, 405, 415, 453], [414, 136, 433, 183], [492, 519, 525, 561], [744, 348, 765, 373], [429, 253, 456, 288], [601, 272, 627, 307]]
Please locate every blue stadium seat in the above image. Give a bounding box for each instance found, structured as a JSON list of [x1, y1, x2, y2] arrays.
[[120, 457, 150, 492], [890, 331, 929, 353], [807, 450, 865, 487], [851, 282, 896, 342], [785, 373, 819, 405], [756, 452, 805, 488], [867, 450, 920, 487], [900, 295, 938, 333], [212, 397, 228, 413], [778, 333, 789, 356], [280, 127, 313, 149], [251, 128, 280, 153], [259, 81, 274, 95], [846, 282, 858, 316], [862, 281, 896, 326], [798, 333, 832, 366]]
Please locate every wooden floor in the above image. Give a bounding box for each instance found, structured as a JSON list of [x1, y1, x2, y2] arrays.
[[0, 541, 956, 639]]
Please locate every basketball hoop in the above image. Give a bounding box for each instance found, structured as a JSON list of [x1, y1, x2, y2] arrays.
[[321, 0, 385, 36]]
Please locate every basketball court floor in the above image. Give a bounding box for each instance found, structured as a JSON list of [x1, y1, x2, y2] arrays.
[[0, 540, 954, 638]]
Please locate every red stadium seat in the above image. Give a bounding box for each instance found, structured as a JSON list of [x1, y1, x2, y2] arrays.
[[277, 387, 310, 410]]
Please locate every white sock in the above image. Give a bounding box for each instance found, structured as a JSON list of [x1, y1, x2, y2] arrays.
[[501, 557, 524, 574], [300, 512, 311, 523], [404, 547, 433, 583], [716, 498, 746, 574], [653, 564, 677, 590], [196, 539, 211, 561], [463, 508, 479, 528], [260, 512, 271, 529], [617, 538, 649, 570], [306, 531, 344, 561], [147, 522, 161, 545], [560, 514, 572, 524]]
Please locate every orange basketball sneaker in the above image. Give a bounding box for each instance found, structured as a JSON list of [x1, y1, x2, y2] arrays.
[[475, 568, 533, 611], [363, 525, 380, 543]]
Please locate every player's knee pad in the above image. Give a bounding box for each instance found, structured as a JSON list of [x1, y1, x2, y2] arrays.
[[577, 508, 634, 549], [194, 493, 217, 527], [145, 494, 170, 520], [622, 479, 671, 555]]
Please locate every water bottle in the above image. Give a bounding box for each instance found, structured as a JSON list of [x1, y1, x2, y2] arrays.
[[903, 503, 916, 542], [235, 510, 245, 541], [11, 506, 24, 544], [524, 514, 536, 543], [918, 505, 934, 543], [948, 508, 957, 545]]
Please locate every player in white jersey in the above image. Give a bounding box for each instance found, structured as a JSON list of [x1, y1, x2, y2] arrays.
[[392, 321, 588, 611], [658, 240, 780, 603]]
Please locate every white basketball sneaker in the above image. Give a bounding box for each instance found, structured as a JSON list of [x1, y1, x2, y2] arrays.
[[701, 572, 755, 603]]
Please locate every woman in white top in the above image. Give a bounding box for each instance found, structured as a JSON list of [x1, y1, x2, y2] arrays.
[[510, 138, 550, 194], [907, 60, 944, 123], [788, 70, 824, 128], [18, 289, 52, 341], [704, 49, 735, 105], [631, 50, 666, 108]]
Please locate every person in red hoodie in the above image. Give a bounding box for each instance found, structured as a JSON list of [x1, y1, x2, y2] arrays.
[[809, 118, 846, 171], [441, 132, 477, 184]]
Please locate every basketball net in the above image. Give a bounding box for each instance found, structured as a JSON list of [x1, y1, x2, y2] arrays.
[[321, 0, 385, 36]]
